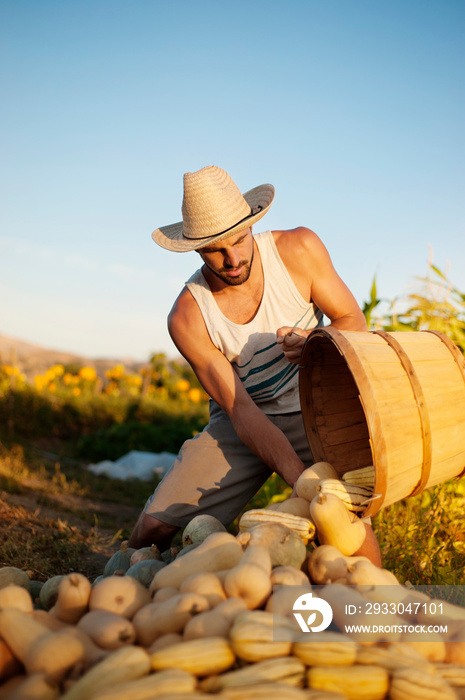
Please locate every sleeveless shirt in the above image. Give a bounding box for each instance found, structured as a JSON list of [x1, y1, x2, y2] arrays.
[[185, 230, 324, 414]]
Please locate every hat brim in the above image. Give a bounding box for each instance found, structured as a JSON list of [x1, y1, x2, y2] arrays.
[[151, 183, 275, 252]]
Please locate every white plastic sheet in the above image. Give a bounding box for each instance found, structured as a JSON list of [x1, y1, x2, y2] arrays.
[[87, 450, 176, 481]]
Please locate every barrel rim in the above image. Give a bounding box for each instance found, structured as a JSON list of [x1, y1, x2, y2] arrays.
[[299, 327, 465, 517], [299, 327, 387, 517]]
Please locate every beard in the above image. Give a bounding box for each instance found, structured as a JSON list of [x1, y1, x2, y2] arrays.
[[205, 246, 255, 286]]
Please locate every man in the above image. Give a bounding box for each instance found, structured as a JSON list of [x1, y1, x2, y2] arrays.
[[129, 165, 381, 565]]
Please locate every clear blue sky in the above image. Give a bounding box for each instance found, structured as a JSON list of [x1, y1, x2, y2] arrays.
[[1, 0, 463, 360]]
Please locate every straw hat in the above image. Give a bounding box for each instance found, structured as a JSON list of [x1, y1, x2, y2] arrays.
[[152, 166, 275, 252]]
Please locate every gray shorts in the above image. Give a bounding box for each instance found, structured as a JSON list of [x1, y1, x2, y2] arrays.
[[143, 403, 313, 529]]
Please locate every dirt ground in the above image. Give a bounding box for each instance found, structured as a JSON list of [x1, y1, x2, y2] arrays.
[[0, 479, 141, 582]]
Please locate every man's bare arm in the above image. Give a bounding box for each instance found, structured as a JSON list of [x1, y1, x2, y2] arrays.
[[168, 289, 306, 488], [275, 227, 367, 363]]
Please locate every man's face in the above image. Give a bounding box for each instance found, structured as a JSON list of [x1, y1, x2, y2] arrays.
[[197, 228, 254, 286]]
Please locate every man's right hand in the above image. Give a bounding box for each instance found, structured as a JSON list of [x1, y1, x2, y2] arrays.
[[276, 326, 309, 364]]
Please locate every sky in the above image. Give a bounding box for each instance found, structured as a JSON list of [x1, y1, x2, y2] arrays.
[[1, 0, 464, 362]]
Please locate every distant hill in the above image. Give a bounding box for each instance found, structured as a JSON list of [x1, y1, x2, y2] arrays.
[[0, 333, 148, 381]]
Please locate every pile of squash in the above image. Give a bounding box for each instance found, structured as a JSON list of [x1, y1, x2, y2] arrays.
[[1, 462, 465, 699]]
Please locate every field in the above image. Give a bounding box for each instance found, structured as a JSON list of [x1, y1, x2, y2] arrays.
[[0, 264, 464, 586], [1, 358, 465, 588]]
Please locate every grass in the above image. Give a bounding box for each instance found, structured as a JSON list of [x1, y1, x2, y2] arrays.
[[0, 498, 109, 582], [374, 478, 465, 586]]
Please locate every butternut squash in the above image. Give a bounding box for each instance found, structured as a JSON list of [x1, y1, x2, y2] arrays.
[[147, 632, 183, 652], [416, 597, 465, 626], [237, 523, 307, 569], [435, 662, 465, 688], [199, 656, 306, 693], [316, 478, 373, 513], [214, 597, 248, 622], [59, 645, 151, 700], [295, 462, 338, 502], [389, 665, 457, 700], [307, 545, 369, 585], [149, 636, 235, 676], [355, 642, 430, 671], [342, 465, 375, 486], [49, 573, 91, 624], [61, 625, 110, 668], [0, 608, 86, 683], [293, 631, 358, 666], [152, 586, 179, 603], [400, 628, 446, 662], [179, 572, 226, 607], [0, 638, 22, 683], [1, 673, 60, 700], [265, 583, 312, 618], [309, 493, 366, 556], [318, 584, 404, 644], [229, 619, 294, 662], [270, 566, 310, 587], [89, 574, 151, 619], [224, 545, 272, 610], [346, 559, 400, 587], [183, 608, 231, 640], [132, 593, 210, 646], [0, 583, 33, 613], [214, 684, 310, 699], [0, 607, 51, 665], [32, 609, 69, 632], [24, 629, 85, 683], [149, 532, 243, 592], [307, 665, 389, 700], [0, 675, 25, 700], [267, 497, 311, 518], [88, 668, 197, 700], [77, 609, 136, 650], [239, 509, 315, 544]]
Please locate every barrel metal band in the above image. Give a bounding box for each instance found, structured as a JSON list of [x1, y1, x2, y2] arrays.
[[373, 330, 432, 496]]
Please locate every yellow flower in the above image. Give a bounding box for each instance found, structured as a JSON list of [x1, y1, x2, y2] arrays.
[[79, 366, 97, 382], [106, 364, 124, 380], [175, 379, 190, 392], [72, 387, 81, 396], [63, 373, 73, 385], [51, 364, 65, 377], [48, 382, 56, 392], [44, 369, 56, 383], [188, 388, 202, 403], [105, 381, 120, 396], [34, 375, 46, 391]]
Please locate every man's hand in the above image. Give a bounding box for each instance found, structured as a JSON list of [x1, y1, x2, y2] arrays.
[[276, 326, 309, 364]]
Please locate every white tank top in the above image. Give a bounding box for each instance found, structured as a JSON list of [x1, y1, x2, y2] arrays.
[[185, 230, 324, 414]]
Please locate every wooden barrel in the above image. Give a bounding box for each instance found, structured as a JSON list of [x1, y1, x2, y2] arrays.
[[299, 328, 465, 517]]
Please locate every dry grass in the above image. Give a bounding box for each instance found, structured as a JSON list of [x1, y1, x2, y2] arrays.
[[0, 441, 145, 582]]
